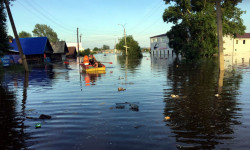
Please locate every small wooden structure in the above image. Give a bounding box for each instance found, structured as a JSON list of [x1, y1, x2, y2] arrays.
[[66, 47, 77, 58], [9, 37, 54, 63], [51, 41, 69, 62]]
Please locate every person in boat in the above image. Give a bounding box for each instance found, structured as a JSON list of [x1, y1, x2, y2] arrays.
[[89, 54, 99, 67], [83, 55, 89, 65]]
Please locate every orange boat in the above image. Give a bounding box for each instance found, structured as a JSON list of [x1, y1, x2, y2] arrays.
[[80, 63, 106, 72]]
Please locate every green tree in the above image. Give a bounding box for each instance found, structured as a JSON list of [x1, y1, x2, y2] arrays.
[[18, 31, 32, 38], [32, 24, 59, 43], [0, 0, 10, 56], [163, 0, 245, 59], [93, 47, 100, 52], [102, 45, 110, 50], [79, 48, 91, 56], [116, 35, 142, 58]]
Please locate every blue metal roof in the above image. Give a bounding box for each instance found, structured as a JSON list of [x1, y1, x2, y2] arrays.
[[9, 37, 53, 55]]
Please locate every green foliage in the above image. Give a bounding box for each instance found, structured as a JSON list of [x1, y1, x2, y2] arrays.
[[163, 0, 245, 60], [0, 0, 9, 56], [93, 47, 101, 52], [116, 35, 142, 58], [141, 48, 150, 52], [18, 31, 32, 38], [78, 48, 91, 56], [102, 45, 110, 50], [32, 24, 59, 43]]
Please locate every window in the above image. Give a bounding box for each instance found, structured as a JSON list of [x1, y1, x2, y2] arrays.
[[161, 37, 166, 42], [243, 40, 246, 44], [236, 40, 238, 44], [151, 38, 157, 43]]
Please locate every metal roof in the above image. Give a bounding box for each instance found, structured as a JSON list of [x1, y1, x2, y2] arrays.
[[51, 41, 69, 54], [236, 33, 250, 38], [150, 33, 167, 38], [9, 37, 53, 55]]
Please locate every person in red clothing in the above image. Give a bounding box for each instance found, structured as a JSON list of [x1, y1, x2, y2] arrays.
[[83, 55, 89, 65]]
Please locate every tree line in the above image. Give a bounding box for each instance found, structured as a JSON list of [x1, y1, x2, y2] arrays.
[[17, 24, 59, 43], [163, 0, 245, 60]]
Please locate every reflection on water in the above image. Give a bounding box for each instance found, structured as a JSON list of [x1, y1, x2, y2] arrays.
[[0, 54, 250, 149], [117, 55, 142, 72], [163, 58, 243, 149], [81, 71, 106, 86], [0, 71, 27, 149]]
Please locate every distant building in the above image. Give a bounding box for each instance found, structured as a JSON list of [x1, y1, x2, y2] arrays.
[[66, 42, 84, 52], [223, 33, 250, 65], [51, 41, 69, 62], [9, 37, 54, 63], [150, 34, 173, 55], [66, 47, 77, 58]]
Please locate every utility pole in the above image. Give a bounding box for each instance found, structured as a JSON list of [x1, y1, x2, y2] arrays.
[[4, 0, 29, 72], [216, 0, 224, 71], [80, 34, 82, 43], [118, 24, 129, 55], [77, 28, 79, 52], [77, 28, 80, 63]]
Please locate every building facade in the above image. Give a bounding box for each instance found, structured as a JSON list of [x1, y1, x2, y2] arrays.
[[150, 34, 173, 55], [223, 33, 250, 66], [66, 42, 84, 52]]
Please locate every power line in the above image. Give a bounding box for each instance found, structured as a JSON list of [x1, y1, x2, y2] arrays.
[[23, 0, 74, 32], [30, 0, 76, 29], [128, 1, 164, 32], [17, 0, 74, 34]]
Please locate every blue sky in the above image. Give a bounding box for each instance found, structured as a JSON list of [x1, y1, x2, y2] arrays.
[[6, 0, 250, 49]]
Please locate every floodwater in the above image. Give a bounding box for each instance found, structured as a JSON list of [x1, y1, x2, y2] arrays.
[[1, 53, 250, 150]]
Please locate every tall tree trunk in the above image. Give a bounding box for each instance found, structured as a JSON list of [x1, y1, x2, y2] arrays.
[[216, 0, 224, 71]]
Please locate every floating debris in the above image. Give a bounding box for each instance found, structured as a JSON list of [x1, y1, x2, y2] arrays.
[[215, 94, 219, 97], [118, 77, 124, 80], [26, 116, 35, 119], [116, 104, 125, 109], [170, 94, 179, 98], [130, 103, 139, 111], [118, 87, 126, 91], [35, 123, 41, 128], [164, 116, 170, 121], [114, 102, 139, 111], [39, 114, 52, 119], [134, 125, 143, 129]]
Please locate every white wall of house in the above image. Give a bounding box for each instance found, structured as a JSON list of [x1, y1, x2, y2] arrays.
[[223, 35, 250, 68], [150, 35, 173, 56], [66, 42, 84, 51]]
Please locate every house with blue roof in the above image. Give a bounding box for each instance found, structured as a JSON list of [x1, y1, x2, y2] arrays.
[[9, 37, 54, 63]]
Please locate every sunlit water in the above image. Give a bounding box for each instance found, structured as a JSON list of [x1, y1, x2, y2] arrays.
[[1, 53, 250, 149]]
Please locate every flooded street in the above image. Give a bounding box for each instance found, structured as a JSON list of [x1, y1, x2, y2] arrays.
[[1, 53, 250, 149]]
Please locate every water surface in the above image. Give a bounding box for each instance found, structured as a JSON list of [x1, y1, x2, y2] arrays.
[[1, 53, 250, 149]]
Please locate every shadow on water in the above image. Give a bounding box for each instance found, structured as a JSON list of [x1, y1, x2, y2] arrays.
[[163, 57, 243, 149], [0, 71, 29, 149], [0, 64, 62, 149]]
